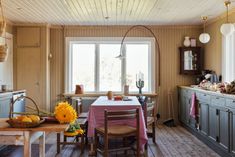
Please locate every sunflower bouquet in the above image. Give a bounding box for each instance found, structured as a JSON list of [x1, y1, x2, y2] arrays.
[[64, 121, 84, 136], [54, 102, 84, 136], [54, 101, 77, 124]]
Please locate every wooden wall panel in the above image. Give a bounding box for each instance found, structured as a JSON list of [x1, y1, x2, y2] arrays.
[[50, 28, 64, 110], [50, 25, 202, 122]]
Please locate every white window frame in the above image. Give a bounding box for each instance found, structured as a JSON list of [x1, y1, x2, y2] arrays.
[[65, 37, 156, 93]]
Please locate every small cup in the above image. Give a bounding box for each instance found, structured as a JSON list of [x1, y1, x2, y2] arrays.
[[1, 85, 6, 91], [107, 91, 113, 100], [124, 85, 129, 95]]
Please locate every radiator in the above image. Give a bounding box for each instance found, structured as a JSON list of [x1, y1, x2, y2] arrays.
[[72, 97, 97, 112]]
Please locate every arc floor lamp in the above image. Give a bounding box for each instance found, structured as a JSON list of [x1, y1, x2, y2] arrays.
[[115, 25, 161, 87]]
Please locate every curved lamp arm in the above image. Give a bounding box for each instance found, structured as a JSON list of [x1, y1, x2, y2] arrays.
[[116, 25, 161, 86]]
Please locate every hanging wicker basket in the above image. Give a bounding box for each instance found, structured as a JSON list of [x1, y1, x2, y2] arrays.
[[6, 96, 45, 128], [0, 44, 8, 62], [0, 0, 8, 62]]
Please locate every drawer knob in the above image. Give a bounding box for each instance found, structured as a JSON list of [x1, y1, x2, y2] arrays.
[[216, 97, 219, 99], [233, 100, 235, 103], [203, 94, 206, 96]]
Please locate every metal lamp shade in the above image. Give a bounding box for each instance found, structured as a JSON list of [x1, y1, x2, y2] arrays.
[[220, 23, 235, 36], [199, 33, 210, 43]]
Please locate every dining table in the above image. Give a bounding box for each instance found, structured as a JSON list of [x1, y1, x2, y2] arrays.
[[87, 96, 148, 154], [0, 118, 69, 157]]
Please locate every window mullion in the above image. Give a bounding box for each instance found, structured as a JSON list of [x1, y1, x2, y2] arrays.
[[95, 44, 100, 92], [122, 44, 127, 91]]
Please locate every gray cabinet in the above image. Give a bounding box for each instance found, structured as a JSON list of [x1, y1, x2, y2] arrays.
[[0, 93, 12, 118], [229, 108, 235, 155], [208, 105, 218, 142], [179, 88, 198, 129], [218, 107, 229, 150], [178, 86, 235, 156], [199, 102, 209, 135], [179, 89, 191, 125]]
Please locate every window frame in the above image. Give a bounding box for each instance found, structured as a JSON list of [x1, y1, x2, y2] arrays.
[[65, 37, 156, 93]]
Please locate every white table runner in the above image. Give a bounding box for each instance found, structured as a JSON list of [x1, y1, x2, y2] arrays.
[[91, 96, 141, 106]]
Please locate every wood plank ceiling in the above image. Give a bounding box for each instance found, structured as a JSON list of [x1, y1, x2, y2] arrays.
[[2, 0, 234, 25]]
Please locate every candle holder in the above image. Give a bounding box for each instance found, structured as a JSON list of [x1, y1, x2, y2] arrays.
[[136, 79, 144, 94]]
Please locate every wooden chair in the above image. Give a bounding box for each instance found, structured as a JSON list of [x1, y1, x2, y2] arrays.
[[143, 97, 156, 143], [74, 98, 89, 119], [94, 108, 140, 157], [56, 118, 87, 154], [56, 99, 88, 154], [74, 98, 89, 143]]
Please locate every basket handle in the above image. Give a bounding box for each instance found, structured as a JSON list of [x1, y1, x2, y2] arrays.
[[9, 96, 40, 119]]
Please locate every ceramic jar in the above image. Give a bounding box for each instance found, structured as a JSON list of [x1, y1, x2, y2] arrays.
[[183, 36, 191, 47], [75, 84, 84, 94], [124, 85, 129, 95], [107, 91, 113, 100]]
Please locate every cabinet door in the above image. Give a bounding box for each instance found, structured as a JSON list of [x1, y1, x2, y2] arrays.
[[200, 102, 209, 135], [0, 94, 12, 118], [230, 109, 235, 154], [185, 96, 191, 125], [218, 107, 229, 150], [16, 48, 41, 107], [179, 91, 186, 124], [209, 105, 218, 142], [17, 27, 40, 47]]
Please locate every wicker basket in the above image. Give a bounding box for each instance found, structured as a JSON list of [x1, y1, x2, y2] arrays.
[[6, 96, 45, 128]]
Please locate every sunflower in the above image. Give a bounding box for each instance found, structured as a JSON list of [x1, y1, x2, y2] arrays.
[[54, 102, 77, 123]]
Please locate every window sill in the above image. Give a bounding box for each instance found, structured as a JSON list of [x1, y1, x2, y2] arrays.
[[63, 92, 158, 98]]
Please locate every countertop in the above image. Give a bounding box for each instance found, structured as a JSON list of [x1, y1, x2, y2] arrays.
[[179, 85, 235, 99], [0, 90, 26, 96]]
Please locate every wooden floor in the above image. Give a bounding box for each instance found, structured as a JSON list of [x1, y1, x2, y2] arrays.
[[0, 125, 220, 157]]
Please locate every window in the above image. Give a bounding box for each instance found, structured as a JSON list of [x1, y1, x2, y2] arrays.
[[71, 44, 95, 91], [66, 37, 155, 93], [99, 44, 122, 91]]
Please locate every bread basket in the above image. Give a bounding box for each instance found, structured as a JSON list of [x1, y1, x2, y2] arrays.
[[6, 96, 45, 128]]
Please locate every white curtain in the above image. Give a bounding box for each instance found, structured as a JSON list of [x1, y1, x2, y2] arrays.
[[222, 31, 235, 83]]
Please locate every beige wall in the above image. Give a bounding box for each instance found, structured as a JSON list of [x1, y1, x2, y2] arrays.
[[205, 12, 235, 75], [6, 23, 13, 34], [50, 25, 202, 121]]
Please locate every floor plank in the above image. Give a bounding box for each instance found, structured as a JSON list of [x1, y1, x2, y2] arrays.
[[0, 125, 220, 157]]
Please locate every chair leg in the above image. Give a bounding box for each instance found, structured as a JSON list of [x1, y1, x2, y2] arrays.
[[137, 136, 140, 157], [85, 123, 89, 145], [152, 122, 156, 143], [64, 135, 67, 142], [123, 137, 128, 156], [81, 134, 85, 154], [104, 135, 108, 157], [94, 130, 98, 156], [57, 133, 61, 154]]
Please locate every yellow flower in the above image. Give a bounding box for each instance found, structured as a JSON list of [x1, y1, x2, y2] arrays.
[[54, 102, 77, 124], [64, 131, 78, 137], [77, 129, 84, 135]]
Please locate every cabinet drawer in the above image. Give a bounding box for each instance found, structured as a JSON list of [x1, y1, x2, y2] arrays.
[[226, 98, 235, 109], [197, 92, 210, 102], [211, 95, 225, 106]]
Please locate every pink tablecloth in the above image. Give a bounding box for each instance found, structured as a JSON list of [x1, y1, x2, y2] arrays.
[[87, 96, 148, 151]]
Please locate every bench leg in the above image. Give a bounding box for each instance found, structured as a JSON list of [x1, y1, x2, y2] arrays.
[[57, 133, 61, 154]]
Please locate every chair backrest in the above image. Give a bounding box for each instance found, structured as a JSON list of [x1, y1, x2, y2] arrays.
[[104, 108, 140, 136], [143, 97, 156, 125]]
